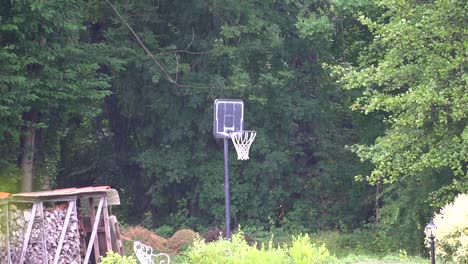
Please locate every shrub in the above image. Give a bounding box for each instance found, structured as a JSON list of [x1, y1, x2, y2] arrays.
[[100, 252, 137, 264], [432, 193, 468, 263], [0, 165, 21, 193], [289, 234, 340, 264], [182, 232, 339, 264]]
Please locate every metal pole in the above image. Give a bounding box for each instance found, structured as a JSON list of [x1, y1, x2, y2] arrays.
[[430, 235, 436, 264], [224, 137, 231, 239]]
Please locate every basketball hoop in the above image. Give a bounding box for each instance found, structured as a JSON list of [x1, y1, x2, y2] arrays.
[[230, 130, 256, 160]]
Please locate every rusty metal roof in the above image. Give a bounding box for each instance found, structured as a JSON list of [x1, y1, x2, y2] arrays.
[[10, 186, 111, 199]]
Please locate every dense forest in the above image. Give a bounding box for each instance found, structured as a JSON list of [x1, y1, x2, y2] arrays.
[[0, 0, 466, 256]]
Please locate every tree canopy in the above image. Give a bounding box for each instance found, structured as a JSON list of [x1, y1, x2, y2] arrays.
[[331, 0, 467, 202], [0, 0, 466, 255]]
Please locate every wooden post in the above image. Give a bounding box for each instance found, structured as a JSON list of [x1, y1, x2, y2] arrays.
[[19, 202, 37, 264], [87, 197, 101, 264], [110, 215, 124, 255], [39, 202, 48, 264], [53, 200, 75, 264], [83, 197, 104, 264], [102, 198, 112, 254]]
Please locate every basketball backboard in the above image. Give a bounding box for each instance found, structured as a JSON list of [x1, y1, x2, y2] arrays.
[[213, 99, 244, 138]]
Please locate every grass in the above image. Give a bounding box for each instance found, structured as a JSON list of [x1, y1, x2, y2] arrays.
[[339, 254, 427, 263]]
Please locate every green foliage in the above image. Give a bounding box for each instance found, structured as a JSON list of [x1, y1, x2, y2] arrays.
[[182, 232, 338, 264], [92, 0, 377, 232], [330, 0, 467, 187], [100, 251, 137, 264], [0, 0, 428, 256], [432, 193, 468, 263], [155, 224, 176, 238], [289, 234, 340, 264], [328, 0, 467, 255], [0, 0, 114, 189], [308, 230, 379, 257], [0, 165, 21, 193], [339, 253, 427, 264]]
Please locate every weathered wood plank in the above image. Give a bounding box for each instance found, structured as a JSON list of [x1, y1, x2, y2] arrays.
[[73, 199, 82, 264], [88, 197, 101, 264], [110, 215, 124, 256], [19, 202, 37, 264], [106, 189, 120, 206], [53, 200, 75, 264], [103, 198, 112, 254], [83, 197, 104, 264], [39, 202, 48, 264]]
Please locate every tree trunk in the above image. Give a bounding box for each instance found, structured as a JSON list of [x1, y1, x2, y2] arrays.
[[21, 110, 38, 192]]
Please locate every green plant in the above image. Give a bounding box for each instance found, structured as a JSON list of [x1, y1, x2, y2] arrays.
[[182, 232, 340, 264], [183, 232, 287, 264], [100, 251, 137, 264], [308, 230, 378, 257], [0, 165, 21, 193], [289, 234, 339, 264], [155, 224, 175, 237], [432, 193, 468, 263]]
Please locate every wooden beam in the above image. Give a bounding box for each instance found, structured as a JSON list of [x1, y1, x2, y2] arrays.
[[87, 197, 101, 264], [83, 197, 104, 264], [39, 202, 48, 264], [19, 202, 37, 264], [73, 200, 82, 264], [102, 198, 112, 254], [53, 200, 75, 264], [109, 215, 124, 255]]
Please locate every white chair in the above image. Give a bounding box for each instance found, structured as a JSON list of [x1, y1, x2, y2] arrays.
[[133, 241, 170, 264]]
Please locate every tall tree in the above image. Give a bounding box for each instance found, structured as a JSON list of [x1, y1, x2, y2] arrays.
[[331, 0, 467, 252], [332, 0, 467, 198], [0, 0, 111, 191]]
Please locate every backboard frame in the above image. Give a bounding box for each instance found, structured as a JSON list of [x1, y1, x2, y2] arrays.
[[213, 99, 244, 138]]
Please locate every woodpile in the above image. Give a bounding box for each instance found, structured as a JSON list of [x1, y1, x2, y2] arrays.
[[0, 203, 81, 264], [0, 205, 8, 264]]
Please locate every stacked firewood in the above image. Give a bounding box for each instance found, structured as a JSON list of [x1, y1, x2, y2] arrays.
[[0, 205, 8, 264], [2, 204, 30, 263], [44, 205, 81, 264], [0, 203, 81, 264]]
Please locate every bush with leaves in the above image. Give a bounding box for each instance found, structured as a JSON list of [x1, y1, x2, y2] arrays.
[[431, 193, 468, 263], [289, 234, 339, 264], [182, 232, 339, 264], [0, 165, 21, 193], [100, 252, 137, 264]]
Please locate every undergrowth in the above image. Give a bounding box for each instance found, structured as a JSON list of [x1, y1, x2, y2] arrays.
[[180, 232, 339, 264]]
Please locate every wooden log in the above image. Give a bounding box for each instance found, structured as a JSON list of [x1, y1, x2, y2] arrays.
[[83, 197, 104, 264]]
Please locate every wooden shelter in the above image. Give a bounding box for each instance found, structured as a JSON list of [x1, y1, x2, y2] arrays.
[[0, 186, 124, 264]]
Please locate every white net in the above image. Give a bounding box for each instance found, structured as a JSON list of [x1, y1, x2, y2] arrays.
[[231, 131, 256, 160]]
